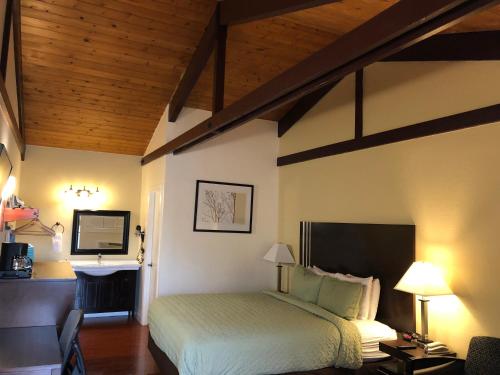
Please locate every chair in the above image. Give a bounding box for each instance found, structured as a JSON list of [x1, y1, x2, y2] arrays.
[[409, 336, 500, 374], [59, 309, 86, 375]]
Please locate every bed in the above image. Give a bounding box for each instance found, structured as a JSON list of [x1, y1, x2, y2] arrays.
[[148, 221, 416, 374]]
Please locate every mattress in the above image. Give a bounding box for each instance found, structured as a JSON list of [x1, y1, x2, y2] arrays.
[[351, 320, 397, 361], [149, 291, 363, 375]]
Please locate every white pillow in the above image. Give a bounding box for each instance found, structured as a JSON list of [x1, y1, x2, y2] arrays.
[[335, 273, 373, 320], [310, 265, 336, 277], [368, 278, 381, 320]]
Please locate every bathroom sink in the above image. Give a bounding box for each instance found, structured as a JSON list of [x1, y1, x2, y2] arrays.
[[70, 260, 141, 276]]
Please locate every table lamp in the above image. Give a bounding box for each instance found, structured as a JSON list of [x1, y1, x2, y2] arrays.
[[263, 243, 295, 292], [394, 261, 452, 343]]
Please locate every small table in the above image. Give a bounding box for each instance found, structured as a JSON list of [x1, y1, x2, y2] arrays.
[[0, 325, 62, 374], [0, 261, 76, 329], [378, 338, 456, 375]]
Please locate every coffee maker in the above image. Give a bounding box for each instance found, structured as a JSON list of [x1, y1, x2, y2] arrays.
[[0, 242, 32, 279]]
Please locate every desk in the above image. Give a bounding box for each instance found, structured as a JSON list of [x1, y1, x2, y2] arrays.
[[0, 261, 76, 328], [0, 326, 62, 375]]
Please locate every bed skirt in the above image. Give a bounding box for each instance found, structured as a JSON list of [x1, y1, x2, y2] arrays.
[[148, 332, 387, 375]]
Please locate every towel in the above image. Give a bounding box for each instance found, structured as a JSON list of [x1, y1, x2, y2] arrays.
[[52, 232, 63, 253]]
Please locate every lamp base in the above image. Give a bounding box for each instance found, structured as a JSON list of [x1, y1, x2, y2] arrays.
[[276, 264, 283, 293], [416, 337, 433, 346], [418, 297, 432, 345]]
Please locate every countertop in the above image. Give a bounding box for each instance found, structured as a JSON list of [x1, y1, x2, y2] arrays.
[[0, 261, 76, 282], [0, 261, 77, 328]]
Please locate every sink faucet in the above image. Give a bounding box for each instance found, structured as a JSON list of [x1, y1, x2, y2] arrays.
[[97, 253, 102, 264]]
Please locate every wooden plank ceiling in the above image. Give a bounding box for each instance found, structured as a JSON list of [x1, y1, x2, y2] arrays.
[[20, 0, 500, 155]]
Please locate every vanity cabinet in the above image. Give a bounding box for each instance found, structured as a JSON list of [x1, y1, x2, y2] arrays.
[[75, 270, 137, 316]]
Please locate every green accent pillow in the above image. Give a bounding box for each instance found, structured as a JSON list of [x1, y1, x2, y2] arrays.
[[317, 276, 363, 320], [289, 265, 323, 303]]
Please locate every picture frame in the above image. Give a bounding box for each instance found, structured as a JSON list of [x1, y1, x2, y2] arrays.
[[193, 180, 254, 233]]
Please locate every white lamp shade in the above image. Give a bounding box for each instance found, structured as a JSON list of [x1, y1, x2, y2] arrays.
[[263, 243, 295, 264], [394, 261, 452, 297]]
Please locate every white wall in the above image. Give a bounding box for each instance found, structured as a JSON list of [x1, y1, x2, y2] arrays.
[[149, 107, 278, 296], [279, 61, 500, 357], [18, 146, 142, 261]]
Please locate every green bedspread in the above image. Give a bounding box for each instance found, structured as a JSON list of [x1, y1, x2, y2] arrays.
[[148, 291, 362, 375]]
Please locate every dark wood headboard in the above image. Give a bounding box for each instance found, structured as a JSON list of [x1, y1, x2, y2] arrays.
[[300, 221, 415, 333]]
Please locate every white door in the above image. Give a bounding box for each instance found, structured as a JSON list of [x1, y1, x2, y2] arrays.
[[139, 190, 162, 325], [148, 190, 162, 303]]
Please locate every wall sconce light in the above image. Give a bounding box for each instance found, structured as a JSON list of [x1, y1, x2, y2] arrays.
[[63, 185, 103, 209], [65, 185, 100, 198]]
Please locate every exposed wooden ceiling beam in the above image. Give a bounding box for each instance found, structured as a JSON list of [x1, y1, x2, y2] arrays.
[[143, 118, 212, 163], [355, 70, 363, 139], [170, 0, 338, 121], [219, 0, 341, 26], [0, 0, 13, 80], [167, 5, 219, 122], [12, 0, 25, 160], [384, 30, 500, 61], [278, 80, 340, 138], [142, 0, 499, 166], [277, 104, 500, 166], [212, 15, 227, 114]]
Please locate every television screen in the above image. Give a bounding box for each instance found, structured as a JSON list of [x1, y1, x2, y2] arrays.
[[0, 144, 13, 199]]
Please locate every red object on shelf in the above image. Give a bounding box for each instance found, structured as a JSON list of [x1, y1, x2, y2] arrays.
[[3, 207, 40, 222]]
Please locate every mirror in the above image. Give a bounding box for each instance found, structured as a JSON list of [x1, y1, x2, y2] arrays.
[[71, 210, 131, 255], [0, 144, 13, 201]]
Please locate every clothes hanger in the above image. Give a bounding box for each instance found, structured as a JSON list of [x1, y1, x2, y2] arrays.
[[13, 218, 56, 237]]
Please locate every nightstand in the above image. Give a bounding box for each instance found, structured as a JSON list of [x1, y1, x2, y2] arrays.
[[378, 338, 457, 375]]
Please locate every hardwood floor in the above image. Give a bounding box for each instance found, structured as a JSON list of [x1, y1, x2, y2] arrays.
[[79, 316, 160, 375]]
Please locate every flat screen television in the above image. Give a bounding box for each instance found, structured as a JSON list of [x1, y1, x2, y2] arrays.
[[0, 144, 13, 200]]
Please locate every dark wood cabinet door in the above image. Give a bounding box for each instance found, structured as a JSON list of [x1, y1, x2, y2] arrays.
[[116, 272, 136, 311], [98, 278, 116, 311], [85, 279, 100, 312], [75, 270, 137, 314]]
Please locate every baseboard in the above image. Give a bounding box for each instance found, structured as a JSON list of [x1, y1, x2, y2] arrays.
[[135, 310, 148, 326], [84, 311, 129, 318]]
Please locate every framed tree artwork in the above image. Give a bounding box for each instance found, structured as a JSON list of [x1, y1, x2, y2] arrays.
[[193, 180, 254, 233]]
